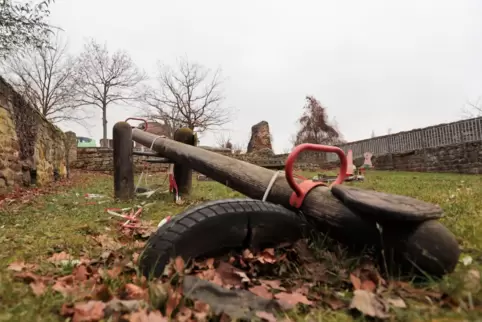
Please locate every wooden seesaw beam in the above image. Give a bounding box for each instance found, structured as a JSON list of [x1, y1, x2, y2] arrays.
[[118, 123, 460, 277]]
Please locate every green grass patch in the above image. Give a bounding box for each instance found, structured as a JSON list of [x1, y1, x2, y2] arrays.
[[0, 169, 481, 321]]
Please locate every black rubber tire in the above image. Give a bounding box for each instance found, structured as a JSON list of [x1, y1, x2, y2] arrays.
[[139, 198, 309, 278]]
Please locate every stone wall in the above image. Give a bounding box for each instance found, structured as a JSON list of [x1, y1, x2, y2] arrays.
[[72, 146, 322, 173], [0, 76, 72, 193], [361, 142, 482, 174], [73, 148, 170, 173]]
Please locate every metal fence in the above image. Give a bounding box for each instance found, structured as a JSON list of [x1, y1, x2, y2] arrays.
[[326, 116, 482, 162]]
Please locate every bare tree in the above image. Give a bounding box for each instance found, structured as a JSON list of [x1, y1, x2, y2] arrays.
[[214, 132, 233, 149], [74, 39, 147, 146], [232, 141, 246, 154], [462, 97, 482, 118], [1, 0, 55, 58], [293, 96, 345, 146], [2, 33, 90, 124], [144, 57, 230, 133]]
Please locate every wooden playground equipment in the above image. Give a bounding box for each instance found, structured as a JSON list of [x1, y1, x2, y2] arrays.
[[112, 119, 460, 279]]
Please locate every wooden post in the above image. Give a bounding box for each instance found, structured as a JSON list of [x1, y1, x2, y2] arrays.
[[113, 122, 134, 200], [173, 128, 197, 197]]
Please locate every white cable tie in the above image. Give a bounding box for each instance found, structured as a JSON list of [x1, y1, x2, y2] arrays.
[[149, 135, 165, 151], [262, 170, 280, 202]]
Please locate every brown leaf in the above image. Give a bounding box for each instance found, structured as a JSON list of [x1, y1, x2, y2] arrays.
[[165, 286, 182, 317], [30, 281, 47, 296], [361, 279, 377, 292], [175, 307, 192, 322], [72, 300, 106, 322], [260, 279, 286, 291], [93, 234, 123, 251], [107, 265, 123, 278], [242, 249, 254, 260], [73, 265, 90, 281], [7, 261, 27, 272], [174, 256, 185, 275], [48, 251, 73, 263], [123, 283, 146, 300], [60, 303, 75, 317], [132, 252, 140, 264], [349, 289, 390, 319], [216, 262, 247, 287], [219, 312, 232, 322], [249, 285, 273, 299], [275, 292, 313, 309], [53, 280, 76, 297], [205, 258, 215, 268], [350, 273, 362, 290], [325, 296, 347, 310], [256, 311, 277, 322], [128, 309, 167, 322], [193, 300, 210, 320]]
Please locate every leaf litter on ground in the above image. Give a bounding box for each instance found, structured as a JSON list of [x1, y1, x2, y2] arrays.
[[6, 213, 479, 322]]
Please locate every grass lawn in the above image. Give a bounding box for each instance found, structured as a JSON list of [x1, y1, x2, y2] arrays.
[[0, 170, 481, 321]]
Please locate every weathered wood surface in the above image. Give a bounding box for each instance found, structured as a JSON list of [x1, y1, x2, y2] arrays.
[[113, 122, 135, 200], [331, 185, 443, 222], [173, 128, 196, 196], [131, 128, 460, 276]]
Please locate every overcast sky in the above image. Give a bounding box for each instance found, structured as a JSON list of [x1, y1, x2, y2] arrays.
[[50, 0, 482, 153]]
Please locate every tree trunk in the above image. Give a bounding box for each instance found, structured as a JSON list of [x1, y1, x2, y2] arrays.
[[102, 104, 108, 147], [129, 127, 460, 277]]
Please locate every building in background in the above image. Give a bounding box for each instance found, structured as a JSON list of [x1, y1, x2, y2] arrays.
[[77, 136, 97, 147]]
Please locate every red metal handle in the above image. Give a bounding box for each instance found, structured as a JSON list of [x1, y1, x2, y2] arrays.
[[125, 118, 148, 131], [285, 143, 348, 197]]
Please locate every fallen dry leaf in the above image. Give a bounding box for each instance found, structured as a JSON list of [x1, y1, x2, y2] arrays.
[[175, 307, 192, 322], [325, 296, 347, 310], [132, 252, 140, 264], [216, 262, 248, 287], [249, 285, 273, 300], [260, 279, 286, 291], [256, 249, 277, 264], [256, 311, 277, 322], [242, 249, 254, 260], [93, 234, 123, 251], [123, 283, 146, 300], [350, 273, 362, 290], [7, 261, 27, 272], [48, 251, 73, 263], [165, 286, 182, 317], [275, 291, 313, 309], [349, 289, 390, 319], [53, 279, 77, 297], [193, 300, 210, 320], [128, 309, 167, 322], [174, 256, 185, 275], [72, 300, 106, 322], [73, 265, 90, 282], [30, 281, 47, 296]]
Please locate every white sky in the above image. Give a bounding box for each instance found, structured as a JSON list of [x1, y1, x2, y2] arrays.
[[50, 0, 482, 153]]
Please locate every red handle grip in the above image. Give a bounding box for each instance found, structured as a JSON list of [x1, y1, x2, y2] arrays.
[[285, 143, 348, 197], [125, 118, 148, 131]]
